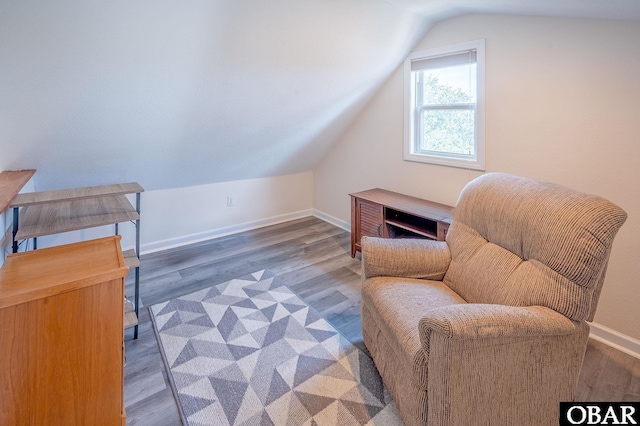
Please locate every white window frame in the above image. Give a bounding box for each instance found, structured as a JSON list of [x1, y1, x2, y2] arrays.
[[403, 39, 485, 171]]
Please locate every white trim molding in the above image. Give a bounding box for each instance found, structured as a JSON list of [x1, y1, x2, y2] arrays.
[[139, 209, 313, 255], [312, 209, 350, 232], [589, 321, 640, 360], [404, 39, 486, 171]]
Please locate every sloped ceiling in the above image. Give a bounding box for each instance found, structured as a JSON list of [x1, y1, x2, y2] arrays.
[[1, 0, 639, 191], [384, 0, 640, 21], [0, 0, 431, 191]]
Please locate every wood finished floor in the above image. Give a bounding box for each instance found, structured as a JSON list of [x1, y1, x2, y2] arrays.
[[123, 216, 640, 425]]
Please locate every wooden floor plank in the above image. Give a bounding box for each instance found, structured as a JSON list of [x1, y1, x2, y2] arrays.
[[625, 357, 640, 401], [124, 217, 640, 425]]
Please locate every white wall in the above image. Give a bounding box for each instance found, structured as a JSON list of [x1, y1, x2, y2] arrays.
[[313, 14, 640, 343], [139, 172, 313, 253]]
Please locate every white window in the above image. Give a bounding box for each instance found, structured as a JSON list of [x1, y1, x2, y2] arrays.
[[404, 39, 485, 170]]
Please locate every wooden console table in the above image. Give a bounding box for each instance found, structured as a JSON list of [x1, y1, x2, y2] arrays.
[[9, 182, 144, 338], [350, 188, 454, 257], [0, 236, 128, 425]]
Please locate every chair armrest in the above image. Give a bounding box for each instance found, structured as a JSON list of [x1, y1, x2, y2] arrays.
[[418, 304, 578, 346], [417, 304, 588, 425], [361, 236, 451, 281]]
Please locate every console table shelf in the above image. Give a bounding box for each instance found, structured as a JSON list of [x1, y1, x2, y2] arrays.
[[14, 194, 139, 240], [385, 219, 438, 239], [9, 182, 144, 338], [350, 188, 453, 257]]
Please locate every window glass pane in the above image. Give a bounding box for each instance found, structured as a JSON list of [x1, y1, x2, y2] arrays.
[[420, 109, 475, 155], [404, 39, 484, 170], [421, 63, 477, 105]]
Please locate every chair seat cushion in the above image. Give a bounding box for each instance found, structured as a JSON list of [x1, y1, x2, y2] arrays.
[[362, 276, 466, 390]]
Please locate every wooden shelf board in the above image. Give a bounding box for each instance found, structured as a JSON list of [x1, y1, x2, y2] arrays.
[[122, 249, 140, 268], [386, 219, 438, 239], [10, 182, 143, 208], [124, 298, 138, 329], [0, 169, 35, 213], [124, 309, 138, 329], [16, 195, 139, 240]]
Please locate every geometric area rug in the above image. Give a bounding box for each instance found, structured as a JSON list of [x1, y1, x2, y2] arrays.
[[149, 269, 403, 426]]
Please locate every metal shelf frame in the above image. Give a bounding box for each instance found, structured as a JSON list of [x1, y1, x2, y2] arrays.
[[10, 183, 144, 339]]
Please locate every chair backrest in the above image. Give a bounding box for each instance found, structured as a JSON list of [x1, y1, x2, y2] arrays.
[[443, 173, 627, 321]]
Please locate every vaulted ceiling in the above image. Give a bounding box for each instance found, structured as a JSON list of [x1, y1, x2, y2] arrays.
[[385, 0, 640, 21], [1, 0, 639, 191]]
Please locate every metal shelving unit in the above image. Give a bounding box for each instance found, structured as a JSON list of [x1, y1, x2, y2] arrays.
[[9, 182, 144, 339]]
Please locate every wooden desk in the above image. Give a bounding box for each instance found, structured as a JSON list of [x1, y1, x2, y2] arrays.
[[0, 236, 128, 425], [350, 188, 453, 257]]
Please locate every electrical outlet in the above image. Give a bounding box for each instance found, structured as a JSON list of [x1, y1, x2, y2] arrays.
[[226, 196, 234, 207]]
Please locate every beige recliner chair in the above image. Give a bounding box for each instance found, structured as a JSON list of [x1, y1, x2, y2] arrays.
[[361, 173, 627, 426]]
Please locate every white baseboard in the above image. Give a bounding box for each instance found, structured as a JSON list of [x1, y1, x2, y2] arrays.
[[140, 209, 313, 254], [588, 321, 640, 359], [312, 209, 350, 232]]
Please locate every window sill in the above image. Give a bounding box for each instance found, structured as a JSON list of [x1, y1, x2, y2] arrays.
[[403, 152, 485, 171]]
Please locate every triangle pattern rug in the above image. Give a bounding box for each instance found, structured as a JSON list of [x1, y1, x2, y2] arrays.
[[149, 269, 403, 426]]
